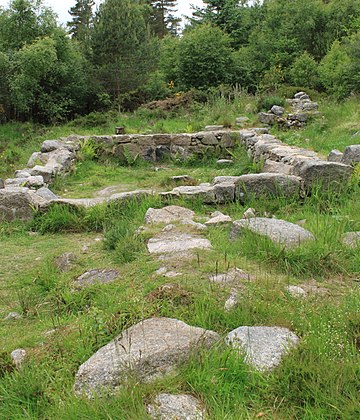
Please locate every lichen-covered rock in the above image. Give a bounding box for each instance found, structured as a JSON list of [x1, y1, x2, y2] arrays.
[[231, 217, 315, 249], [73, 269, 119, 289], [341, 145, 360, 165], [147, 393, 206, 419], [328, 150, 343, 163], [226, 326, 299, 371], [145, 206, 195, 225], [74, 317, 219, 397], [147, 232, 212, 255]]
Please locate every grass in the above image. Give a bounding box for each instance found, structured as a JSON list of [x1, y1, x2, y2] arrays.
[[0, 94, 359, 419]]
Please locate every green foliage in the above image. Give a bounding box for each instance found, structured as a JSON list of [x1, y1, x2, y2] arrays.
[[290, 52, 320, 89], [257, 95, 285, 112]]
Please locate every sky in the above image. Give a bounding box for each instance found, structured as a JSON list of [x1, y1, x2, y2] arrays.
[[0, 1, 205, 26]]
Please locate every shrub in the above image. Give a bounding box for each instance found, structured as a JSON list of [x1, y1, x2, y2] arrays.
[[290, 52, 320, 89], [257, 95, 285, 111]]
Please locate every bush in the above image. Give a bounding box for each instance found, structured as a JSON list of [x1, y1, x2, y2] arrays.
[[290, 52, 320, 89], [257, 95, 285, 112]]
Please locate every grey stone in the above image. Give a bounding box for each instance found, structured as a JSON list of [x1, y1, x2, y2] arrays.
[[108, 190, 154, 203], [145, 206, 195, 225], [204, 125, 224, 131], [224, 289, 240, 312], [294, 92, 307, 99], [292, 160, 353, 187], [147, 393, 205, 419], [210, 268, 254, 286], [236, 116, 250, 125], [4, 178, 27, 188], [41, 140, 65, 153], [29, 165, 55, 183], [205, 213, 232, 226], [0, 188, 47, 222], [341, 145, 360, 165], [200, 132, 218, 145], [180, 220, 207, 232], [73, 269, 119, 289], [27, 151, 47, 167], [328, 149, 343, 163], [300, 102, 318, 111], [213, 182, 236, 203], [171, 175, 196, 183], [242, 208, 256, 219], [35, 187, 58, 201], [4, 312, 22, 320], [54, 252, 77, 272], [14, 170, 32, 178], [231, 217, 315, 249], [286, 285, 306, 298], [216, 159, 233, 165], [74, 317, 219, 397], [11, 349, 27, 368], [263, 160, 293, 175], [226, 326, 300, 371], [235, 173, 303, 199], [212, 176, 242, 185], [258, 112, 277, 125], [170, 185, 216, 204], [341, 231, 360, 248], [147, 232, 212, 255], [270, 105, 285, 116]]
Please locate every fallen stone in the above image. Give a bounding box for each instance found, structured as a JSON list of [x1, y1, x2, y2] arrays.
[[294, 92, 307, 99], [263, 160, 293, 175], [235, 173, 303, 199], [231, 218, 315, 249], [341, 145, 360, 165], [226, 326, 299, 371], [11, 349, 27, 369], [54, 252, 77, 272], [0, 187, 47, 222], [147, 393, 205, 419], [258, 112, 277, 125], [270, 105, 285, 116], [216, 159, 233, 165], [328, 149, 343, 163], [41, 140, 66, 153], [341, 231, 360, 248], [170, 185, 216, 204], [73, 269, 119, 289], [35, 187, 58, 201], [212, 176, 242, 185], [301, 102, 318, 111], [29, 165, 55, 183], [74, 317, 219, 397], [205, 213, 232, 226], [145, 206, 195, 225], [14, 170, 32, 178], [148, 232, 212, 255], [4, 312, 22, 320], [213, 182, 236, 203], [286, 285, 306, 298]]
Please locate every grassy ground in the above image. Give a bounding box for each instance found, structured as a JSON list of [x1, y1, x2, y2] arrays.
[[0, 95, 359, 419]]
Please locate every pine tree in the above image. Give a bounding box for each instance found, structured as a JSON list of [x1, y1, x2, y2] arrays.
[[67, 0, 94, 49], [148, 1, 181, 37]]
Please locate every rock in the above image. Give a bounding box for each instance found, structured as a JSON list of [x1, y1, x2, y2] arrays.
[[170, 185, 216, 204], [236, 116, 250, 125], [341, 231, 360, 248], [286, 285, 306, 298], [0, 188, 47, 222], [73, 269, 119, 289], [224, 289, 239, 312], [328, 149, 343, 163], [216, 159, 233, 165], [29, 165, 55, 183], [180, 220, 207, 231], [200, 132, 218, 145], [145, 206, 195, 225], [270, 105, 285, 116], [14, 170, 32, 178], [301, 102, 318, 111], [74, 317, 219, 397], [231, 217, 315, 249], [210, 268, 254, 286], [147, 393, 205, 420], [226, 326, 299, 371], [294, 92, 307, 99], [35, 187, 58, 201], [212, 176, 242, 185], [4, 312, 22, 320], [204, 125, 224, 131], [54, 252, 77, 272], [205, 213, 232, 226], [5, 176, 45, 189], [27, 152, 47, 167], [11, 349, 27, 368], [341, 145, 360, 165], [213, 182, 236, 203], [242, 208, 256, 219], [0, 178, 4, 189], [41, 140, 65, 153], [262, 160, 293, 175], [292, 160, 353, 187], [147, 232, 212, 255], [162, 224, 175, 232], [234, 173, 303, 199], [258, 112, 277, 125], [171, 175, 196, 183]]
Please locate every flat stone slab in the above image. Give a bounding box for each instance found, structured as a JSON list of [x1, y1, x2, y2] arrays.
[[147, 393, 205, 419], [170, 185, 216, 203], [231, 217, 315, 249], [210, 268, 254, 286], [145, 205, 195, 225], [73, 269, 119, 289], [148, 232, 212, 255], [74, 317, 219, 397], [226, 326, 300, 371]]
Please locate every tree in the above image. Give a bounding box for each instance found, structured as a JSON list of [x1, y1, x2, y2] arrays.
[[67, 0, 94, 52], [290, 52, 320, 89], [147, 1, 181, 37], [91, 0, 159, 102]]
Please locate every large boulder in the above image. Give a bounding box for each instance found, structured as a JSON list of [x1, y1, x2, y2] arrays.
[[231, 217, 315, 249], [226, 326, 299, 371], [74, 317, 219, 397], [234, 173, 303, 199], [0, 188, 47, 222]]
